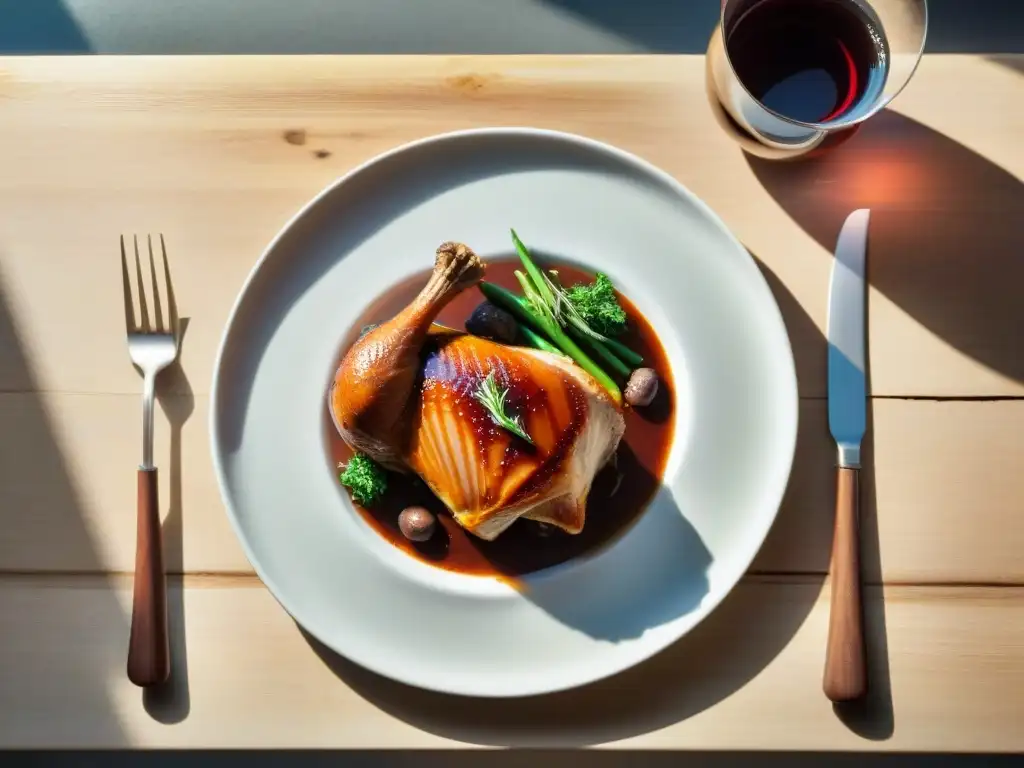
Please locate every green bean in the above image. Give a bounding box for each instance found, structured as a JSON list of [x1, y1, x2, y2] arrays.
[[519, 325, 565, 356], [511, 229, 557, 309], [600, 336, 644, 367], [514, 271, 547, 319], [568, 326, 631, 378], [547, 330, 623, 403]]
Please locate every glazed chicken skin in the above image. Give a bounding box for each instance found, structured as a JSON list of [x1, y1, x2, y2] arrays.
[[330, 242, 625, 541]]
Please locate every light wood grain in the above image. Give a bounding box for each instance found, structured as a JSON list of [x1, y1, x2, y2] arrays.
[[0, 54, 1021, 751], [4, 392, 1022, 584], [0, 56, 1020, 399], [0, 575, 1020, 750]]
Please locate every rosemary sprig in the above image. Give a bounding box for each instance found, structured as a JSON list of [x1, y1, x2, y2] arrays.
[[473, 371, 533, 444]]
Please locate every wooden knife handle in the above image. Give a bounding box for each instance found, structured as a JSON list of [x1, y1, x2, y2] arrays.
[[823, 466, 867, 702], [127, 467, 170, 686]]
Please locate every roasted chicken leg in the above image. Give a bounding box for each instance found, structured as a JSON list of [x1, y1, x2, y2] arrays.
[[330, 242, 625, 540]]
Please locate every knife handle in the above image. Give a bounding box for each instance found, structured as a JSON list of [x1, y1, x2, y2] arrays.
[[823, 466, 867, 702], [127, 467, 170, 686]]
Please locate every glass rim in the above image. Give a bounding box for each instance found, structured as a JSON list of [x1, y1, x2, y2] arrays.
[[718, 0, 929, 132]]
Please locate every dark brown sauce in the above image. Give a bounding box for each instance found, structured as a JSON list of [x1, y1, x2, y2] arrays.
[[325, 259, 675, 577]]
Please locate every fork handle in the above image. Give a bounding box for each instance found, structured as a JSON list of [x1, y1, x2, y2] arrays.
[[823, 466, 867, 702], [127, 467, 170, 686]]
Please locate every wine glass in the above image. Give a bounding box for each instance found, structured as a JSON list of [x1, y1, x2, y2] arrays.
[[707, 0, 928, 157]]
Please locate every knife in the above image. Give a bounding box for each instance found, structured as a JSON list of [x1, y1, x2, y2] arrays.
[[823, 208, 870, 702]]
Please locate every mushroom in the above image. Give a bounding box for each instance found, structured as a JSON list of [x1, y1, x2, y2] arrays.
[[398, 506, 437, 542], [624, 367, 659, 407]]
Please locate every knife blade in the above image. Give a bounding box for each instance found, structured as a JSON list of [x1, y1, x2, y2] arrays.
[[823, 208, 870, 703], [828, 208, 869, 469]]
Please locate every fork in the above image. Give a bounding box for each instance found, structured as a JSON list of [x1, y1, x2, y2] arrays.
[[120, 234, 180, 687]]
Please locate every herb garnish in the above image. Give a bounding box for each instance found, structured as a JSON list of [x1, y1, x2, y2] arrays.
[[473, 371, 533, 444], [338, 452, 388, 506]]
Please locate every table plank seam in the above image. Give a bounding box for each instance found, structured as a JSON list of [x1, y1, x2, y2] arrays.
[[746, 570, 1024, 588]]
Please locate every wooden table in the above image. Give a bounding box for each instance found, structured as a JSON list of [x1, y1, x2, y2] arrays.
[[0, 55, 1021, 752]]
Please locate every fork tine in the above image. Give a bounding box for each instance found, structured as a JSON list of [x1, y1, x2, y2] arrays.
[[133, 235, 150, 333], [147, 235, 164, 333], [120, 235, 137, 334], [159, 234, 179, 341]]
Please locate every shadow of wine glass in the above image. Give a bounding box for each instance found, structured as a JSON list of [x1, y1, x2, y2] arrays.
[[745, 109, 1024, 390]]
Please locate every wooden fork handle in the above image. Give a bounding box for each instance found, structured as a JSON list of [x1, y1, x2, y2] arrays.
[[127, 467, 170, 686], [823, 466, 867, 702]]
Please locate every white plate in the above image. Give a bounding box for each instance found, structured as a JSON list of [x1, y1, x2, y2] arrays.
[[210, 128, 798, 697]]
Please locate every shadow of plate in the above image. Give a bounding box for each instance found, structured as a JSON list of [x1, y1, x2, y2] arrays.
[[293, 254, 826, 746]]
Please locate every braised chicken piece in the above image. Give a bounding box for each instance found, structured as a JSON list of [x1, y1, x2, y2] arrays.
[[330, 242, 624, 540]]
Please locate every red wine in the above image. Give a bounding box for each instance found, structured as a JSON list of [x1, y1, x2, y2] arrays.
[[725, 0, 889, 125]]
